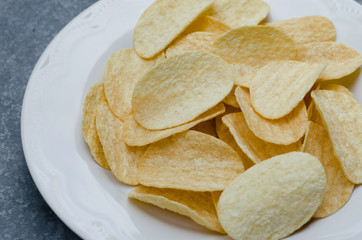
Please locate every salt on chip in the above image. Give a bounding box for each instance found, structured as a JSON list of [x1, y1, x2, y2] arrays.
[[217, 152, 326, 240], [104, 49, 157, 121], [250, 60, 325, 119], [96, 101, 146, 185], [311, 90, 362, 184], [235, 87, 308, 145], [132, 51, 233, 130], [133, 0, 215, 58], [297, 42, 362, 80], [222, 112, 302, 164], [183, 15, 230, 35], [82, 83, 110, 170], [302, 121, 354, 218], [266, 16, 336, 43], [207, 0, 270, 28], [212, 25, 298, 68], [123, 103, 225, 146], [166, 32, 218, 58], [137, 130, 244, 191], [129, 185, 225, 233]]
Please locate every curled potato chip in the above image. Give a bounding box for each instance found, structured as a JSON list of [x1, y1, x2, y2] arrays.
[[235, 87, 308, 145], [222, 85, 239, 108], [217, 152, 326, 240], [302, 122, 354, 218], [311, 90, 362, 184], [137, 130, 244, 191], [133, 0, 215, 58], [321, 84, 354, 97], [129, 186, 225, 233], [212, 26, 298, 68], [123, 103, 225, 146], [266, 16, 336, 43], [250, 60, 325, 119], [132, 51, 233, 130], [222, 112, 302, 164], [104, 49, 156, 121], [96, 101, 146, 185], [184, 15, 230, 35], [166, 32, 218, 58], [207, 0, 270, 28], [82, 83, 109, 170], [297, 42, 362, 80]]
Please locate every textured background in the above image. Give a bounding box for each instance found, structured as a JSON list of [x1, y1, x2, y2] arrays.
[[0, 0, 361, 239]]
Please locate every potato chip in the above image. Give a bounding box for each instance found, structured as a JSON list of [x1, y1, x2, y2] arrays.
[[183, 15, 230, 35], [222, 112, 302, 164], [250, 60, 325, 119], [215, 111, 255, 169], [235, 87, 308, 145], [212, 26, 298, 68], [311, 90, 362, 184], [211, 191, 222, 208], [123, 103, 225, 146], [217, 152, 326, 240], [137, 130, 244, 191], [304, 81, 321, 108], [133, 0, 215, 58], [103, 49, 157, 121], [297, 42, 362, 80], [129, 186, 225, 233], [190, 119, 218, 137], [232, 64, 257, 88], [96, 101, 146, 185], [132, 51, 233, 130], [308, 84, 354, 125], [222, 85, 239, 108], [266, 16, 336, 43], [166, 32, 218, 58], [302, 122, 354, 218], [82, 83, 109, 170], [207, 0, 270, 28]]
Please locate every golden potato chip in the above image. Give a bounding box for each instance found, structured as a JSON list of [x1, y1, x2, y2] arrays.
[[235, 87, 308, 145], [302, 122, 354, 218], [129, 186, 225, 233], [207, 0, 270, 28], [103, 49, 156, 121], [82, 83, 109, 170], [308, 84, 354, 125], [215, 112, 255, 169], [190, 119, 218, 137], [133, 0, 215, 58], [222, 112, 302, 164], [232, 64, 257, 88], [211, 191, 222, 208], [217, 152, 326, 240], [166, 32, 218, 58], [250, 60, 325, 119], [222, 85, 239, 108], [132, 51, 233, 130], [184, 15, 230, 35], [311, 90, 362, 184], [297, 42, 362, 80], [96, 101, 146, 185], [123, 103, 225, 146], [321, 83, 354, 97], [212, 26, 298, 68], [266, 16, 336, 43], [304, 81, 321, 108], [137, 130, 244, 191]]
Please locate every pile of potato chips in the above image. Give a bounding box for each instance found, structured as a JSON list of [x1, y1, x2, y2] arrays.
[[82, 0, 362, 239]]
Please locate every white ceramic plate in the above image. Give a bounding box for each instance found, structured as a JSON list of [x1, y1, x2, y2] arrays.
[[22, 0, 362, 239]]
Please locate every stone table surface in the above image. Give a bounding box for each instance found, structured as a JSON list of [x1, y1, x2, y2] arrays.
[[0, 0, 361, 239]]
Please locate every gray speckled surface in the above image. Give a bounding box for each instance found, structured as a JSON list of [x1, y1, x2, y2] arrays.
[[0, 0, 362, 239]]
